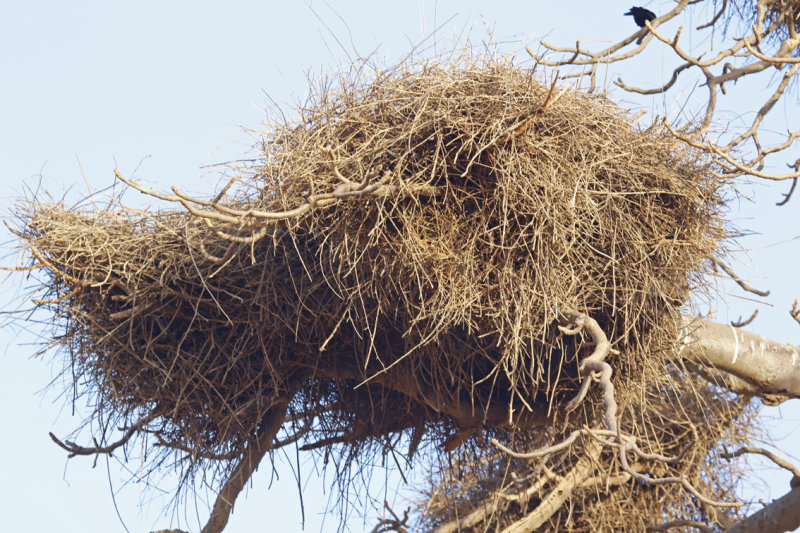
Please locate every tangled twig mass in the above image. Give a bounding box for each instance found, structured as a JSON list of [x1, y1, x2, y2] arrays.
[[10, 43, 762, 532]]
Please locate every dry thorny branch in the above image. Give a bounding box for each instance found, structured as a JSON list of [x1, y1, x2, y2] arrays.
[[369, 502, 412, 533]]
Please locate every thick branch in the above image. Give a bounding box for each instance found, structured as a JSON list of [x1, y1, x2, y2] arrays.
[[687, 362, 790, 405], [199, 388, 298, 533], [559, 309, 618, 431], [680, 318, 800, 399], [726, 486, 800, 533]]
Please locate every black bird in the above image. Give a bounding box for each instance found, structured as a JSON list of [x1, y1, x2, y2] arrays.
[[625, 6, 656, 28]]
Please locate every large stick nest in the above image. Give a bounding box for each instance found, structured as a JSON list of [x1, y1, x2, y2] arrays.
[[14, 52, 728, 479]]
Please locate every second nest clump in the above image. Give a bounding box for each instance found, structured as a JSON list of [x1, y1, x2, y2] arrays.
[[21, 52, 727, 457]]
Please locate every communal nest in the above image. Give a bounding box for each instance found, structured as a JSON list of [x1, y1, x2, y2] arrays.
[[13, 51, 734, 523]]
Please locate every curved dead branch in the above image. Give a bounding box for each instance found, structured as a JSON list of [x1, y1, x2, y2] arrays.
[[721, 446, 800, 488], [559, 309, 619, 431], [731, 309, 759, 327], [115, 165, 440, 251], [777, 177, 797, 205], [712, 258, 771, 297]]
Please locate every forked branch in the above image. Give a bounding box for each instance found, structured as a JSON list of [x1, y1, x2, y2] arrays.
[[530, 0, 800, 188], [49, 413, 157, 459]]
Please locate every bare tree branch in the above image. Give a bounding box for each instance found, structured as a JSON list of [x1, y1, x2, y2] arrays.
[[369, 502, 411, 533], [712, 259, 771, 297], [680, 317, 800, 399], [530, 0, 800, 187], [49, 414, 157, 459], [726, 486, 800, 533], [498, 437, 603, 533], [486, 310, 743, 532], [559, 309, 619, 431], [777, 177, 797, 206], [721, 447, 800, 488], [199, 395, 295, 533], [731, 309, 759, 328]]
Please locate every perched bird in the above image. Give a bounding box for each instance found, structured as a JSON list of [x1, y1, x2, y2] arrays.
[[625, 6, 657, 28]]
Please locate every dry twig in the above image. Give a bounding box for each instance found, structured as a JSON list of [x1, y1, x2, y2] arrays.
[[731, 309, 758, 327]]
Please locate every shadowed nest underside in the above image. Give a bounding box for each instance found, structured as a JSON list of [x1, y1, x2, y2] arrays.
[[13, 49, 740, 526]]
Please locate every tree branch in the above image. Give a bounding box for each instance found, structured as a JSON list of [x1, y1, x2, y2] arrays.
[[726, 486, 800, 533], [721, 447, 800, 489], [712, 259, 770, 297], [198, 396, 293, 533], [49, 414, 156, 459], [679, 318, 800, 399], [499, 437, 603, 533]]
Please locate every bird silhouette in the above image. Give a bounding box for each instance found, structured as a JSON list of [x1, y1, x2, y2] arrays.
[[625, 6, 656, 28]]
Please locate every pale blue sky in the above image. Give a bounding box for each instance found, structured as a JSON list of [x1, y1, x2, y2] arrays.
[[1, 2, 798, 532]]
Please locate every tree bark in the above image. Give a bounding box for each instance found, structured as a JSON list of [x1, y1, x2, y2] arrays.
[[726, 486, 800, 533], [680, 318, 800, 399]]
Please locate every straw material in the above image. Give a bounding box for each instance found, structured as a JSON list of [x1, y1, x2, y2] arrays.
[[12, 49, 746, 527]]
